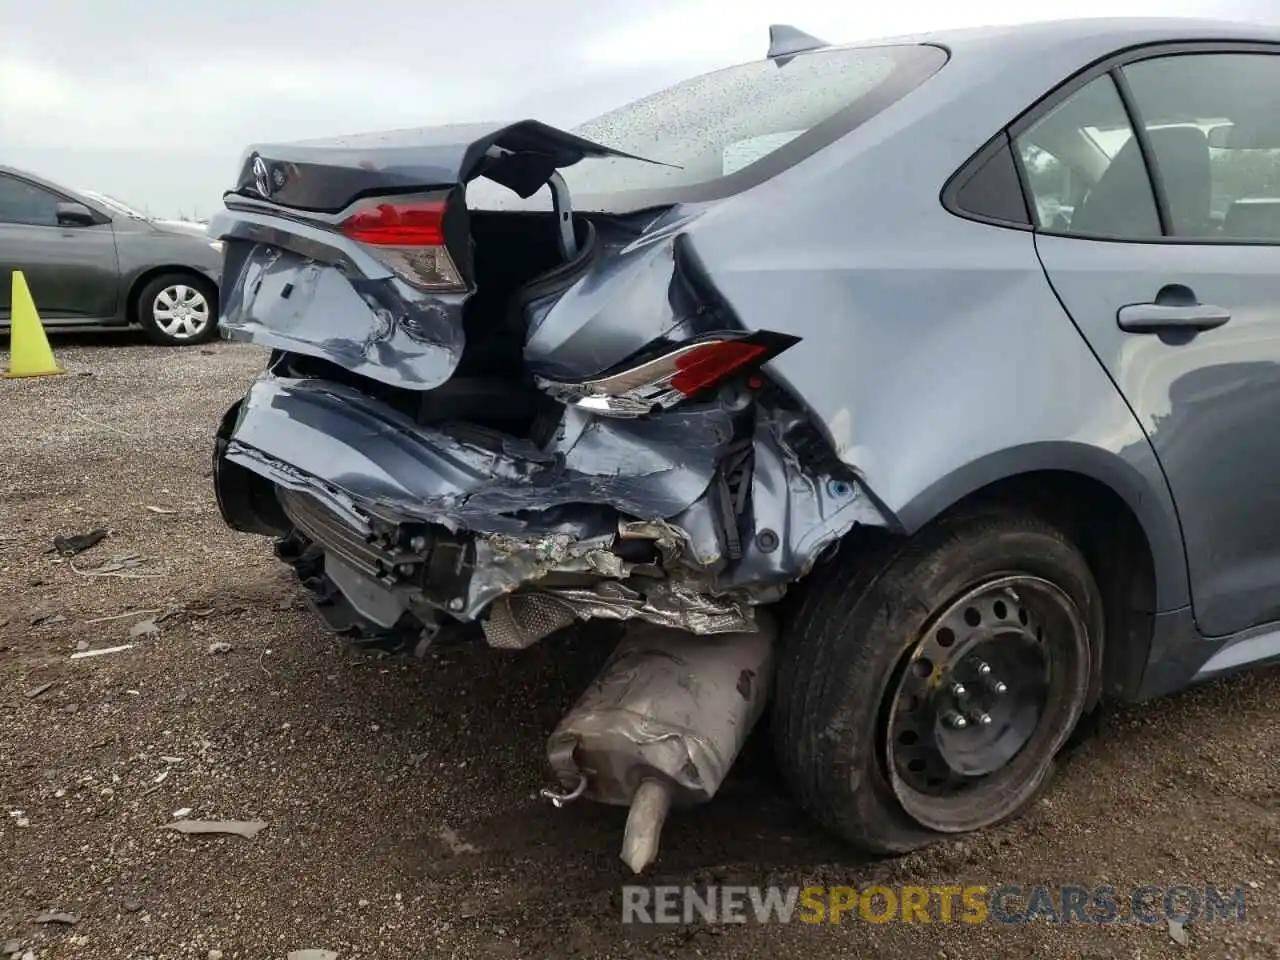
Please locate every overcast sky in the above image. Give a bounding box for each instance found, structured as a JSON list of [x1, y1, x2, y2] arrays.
[[0, 0, 1273, 218]]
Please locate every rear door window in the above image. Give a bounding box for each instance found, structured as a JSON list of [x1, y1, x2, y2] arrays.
[[1121, 52, 1280, 240], [1012, 74, 1162, 239]]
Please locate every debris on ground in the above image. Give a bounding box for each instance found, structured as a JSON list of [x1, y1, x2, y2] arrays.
[[71, 553, 159, 579], [287, 951, 339, 960], [0, 941, 18, 957], [144, 505, 178, 515], [1168, 918, 1190, 946], [30, 612, 66, 627], [69, 645, 134, 660], [128, 617, 159, 638], [84, 608, 161, 624], [172, 807, 192, 818], [122, 898, 143, 914], [162, 819, 268, 840], [24, 682, 54, 699], [52, 529, 107, 557], [207, 642, 233, 655], [31, 911, 77, 925]]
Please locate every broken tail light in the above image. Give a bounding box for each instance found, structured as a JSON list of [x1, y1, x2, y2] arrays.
[[339, 195, 465, 292], [536, 331, 799, 418]]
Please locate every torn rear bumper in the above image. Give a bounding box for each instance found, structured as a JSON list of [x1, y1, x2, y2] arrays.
[[215, 374, 887, 639]]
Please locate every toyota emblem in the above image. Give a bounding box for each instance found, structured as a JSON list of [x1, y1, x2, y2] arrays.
[[252, 156, 272, 198]]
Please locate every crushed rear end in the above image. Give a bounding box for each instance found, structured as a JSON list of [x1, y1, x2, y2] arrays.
[[210, 119, 883, 647], [208, 113, 886, 871]]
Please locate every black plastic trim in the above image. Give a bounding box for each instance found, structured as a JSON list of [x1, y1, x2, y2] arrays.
[[1108, 67, 1172, 237], [940, 130, 1033, 228], [212, 402, 292, 537]]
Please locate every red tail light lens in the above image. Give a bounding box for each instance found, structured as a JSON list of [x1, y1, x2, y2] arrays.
[[534, 333, 798, 418], [670, 341, 769, 396], [339, 198, 463, 292], [341, 201, 446, 246]]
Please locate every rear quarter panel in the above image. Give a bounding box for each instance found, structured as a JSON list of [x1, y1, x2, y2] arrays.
[[683, 30, 1191, 612]]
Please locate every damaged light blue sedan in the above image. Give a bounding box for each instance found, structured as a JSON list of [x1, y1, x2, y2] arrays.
[[210, 18, 1280, 872]]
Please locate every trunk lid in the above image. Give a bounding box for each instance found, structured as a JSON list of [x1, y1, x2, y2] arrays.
[[209, 120, 670, 392], [229, 119, 667, 212]]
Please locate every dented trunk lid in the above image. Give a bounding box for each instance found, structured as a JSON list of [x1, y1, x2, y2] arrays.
[[228, 120, 665, 212], [208, 120, 668, 391]]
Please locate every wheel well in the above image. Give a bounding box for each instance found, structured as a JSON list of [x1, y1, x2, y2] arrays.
[[127, 267, 219, 324], [933, 470, 1158, 704]]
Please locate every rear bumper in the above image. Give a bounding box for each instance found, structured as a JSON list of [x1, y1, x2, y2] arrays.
[[215, 373, 887, 634]]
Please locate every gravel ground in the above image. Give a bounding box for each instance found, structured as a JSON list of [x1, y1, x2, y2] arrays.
[[2, 331, 1279, 960]]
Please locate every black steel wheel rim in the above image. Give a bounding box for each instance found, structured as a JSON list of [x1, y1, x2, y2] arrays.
[[882, 574, 1090, 834]]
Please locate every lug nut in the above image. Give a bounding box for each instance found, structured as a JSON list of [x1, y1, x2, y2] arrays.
[[992, 681, 1008, 695], [974, 713, 993, 726], [976, 661, 992, 676], [447, 597, 465, 612], [943, 710, 968, 729], [951, 683, 967, 697]]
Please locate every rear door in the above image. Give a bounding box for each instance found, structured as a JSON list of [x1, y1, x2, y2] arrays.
[[0, 173, 120, 320], [1017, 44, 1280, 639]]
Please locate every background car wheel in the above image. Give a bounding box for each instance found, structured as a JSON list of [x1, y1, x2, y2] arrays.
[[136, 273, 218, 346], [772, 509, 1101, 854]]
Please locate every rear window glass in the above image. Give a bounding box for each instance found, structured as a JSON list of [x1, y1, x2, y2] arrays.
[[470, 43, 947, 213]]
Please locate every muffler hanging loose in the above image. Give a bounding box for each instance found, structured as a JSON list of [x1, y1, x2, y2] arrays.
[[543, 615, 776, 874]]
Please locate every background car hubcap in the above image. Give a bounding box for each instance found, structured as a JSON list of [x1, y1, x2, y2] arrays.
[[882, 574, 1090, 833], [153, 285, 210, 339]]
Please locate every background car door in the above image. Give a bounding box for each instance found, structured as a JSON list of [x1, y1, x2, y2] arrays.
[[0, 174, 120, 320], [1018, 48, 1280, 639]]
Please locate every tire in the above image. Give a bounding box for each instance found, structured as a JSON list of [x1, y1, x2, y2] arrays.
[[136, 273, 218, 346], [772, 509, 1101, 854]]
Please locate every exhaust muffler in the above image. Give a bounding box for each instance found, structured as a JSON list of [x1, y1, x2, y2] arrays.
[[543, 615, 775, 873]]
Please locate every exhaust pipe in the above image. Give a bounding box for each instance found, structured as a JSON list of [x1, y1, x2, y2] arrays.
[[543, 615, 775, 874]]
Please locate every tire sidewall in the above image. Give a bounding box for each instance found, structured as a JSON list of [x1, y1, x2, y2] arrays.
[[804, 515, 1102, 850]]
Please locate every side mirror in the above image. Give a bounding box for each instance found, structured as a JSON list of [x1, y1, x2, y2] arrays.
[[1207, 123, 1235, 149], [56, 201, 97, 227]]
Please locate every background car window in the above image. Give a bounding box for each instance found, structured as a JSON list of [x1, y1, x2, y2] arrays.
[[1013, 75, 1161, 238], [0, 176, 62, 226], [1123, 53, 1280, 240]]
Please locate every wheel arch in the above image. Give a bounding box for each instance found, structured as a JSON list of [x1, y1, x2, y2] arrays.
[[126, 265, 220, 325], [877, 441, 1190, 702]]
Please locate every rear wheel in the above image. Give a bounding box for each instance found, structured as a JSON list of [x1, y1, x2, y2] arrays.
[[136, 273, 218, 346], [772, 510, 1099, 853]]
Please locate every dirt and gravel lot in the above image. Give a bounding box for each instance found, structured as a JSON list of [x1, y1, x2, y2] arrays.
[[2, 332, 1278, 960]]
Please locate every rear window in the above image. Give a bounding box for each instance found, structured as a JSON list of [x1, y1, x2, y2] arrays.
[[471, 43, 948, 213]]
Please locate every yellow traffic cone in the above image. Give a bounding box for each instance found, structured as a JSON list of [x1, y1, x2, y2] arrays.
[[3, 270, 65, 378]]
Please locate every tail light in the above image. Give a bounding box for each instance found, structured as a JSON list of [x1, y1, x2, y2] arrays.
[[339, 195, 465, 292], [536, 332, 799, 418]]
